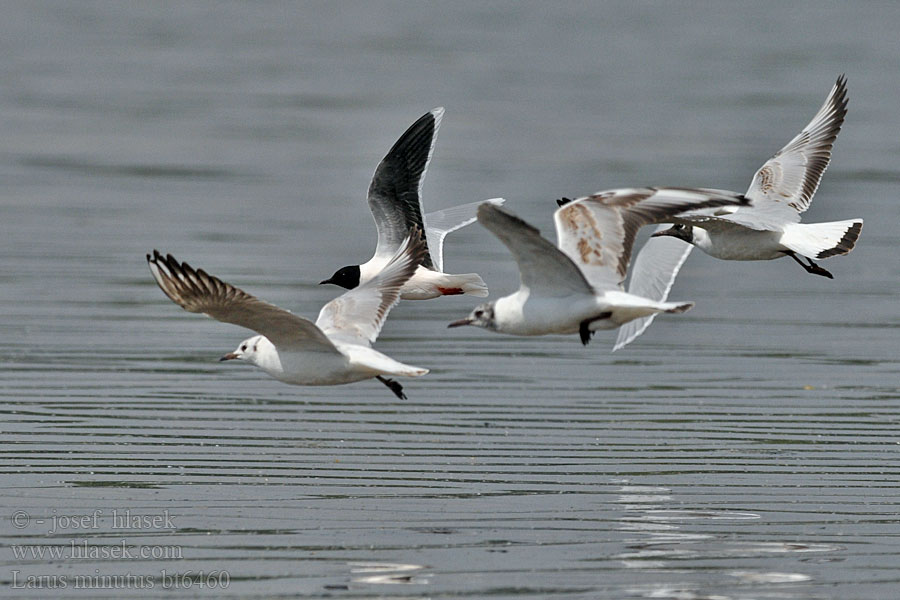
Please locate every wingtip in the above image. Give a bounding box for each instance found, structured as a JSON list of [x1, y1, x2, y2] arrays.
[[476, 200, 506, 226], [477, 200, 504, 218], [147, 249, 168, 272], [828, 74, 849, 115], [430, 107, 445, 130], [477, 202, 544, 240]]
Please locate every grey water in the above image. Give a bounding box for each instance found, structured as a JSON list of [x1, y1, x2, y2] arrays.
[[1, 2, 898, 598]]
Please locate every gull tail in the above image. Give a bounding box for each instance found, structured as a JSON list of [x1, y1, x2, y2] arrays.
[[438, 273, 490, 297], [781, 219, 863, 260], [347, 346, 429, 378], [385, 363, 429, 377], [613, 231, 694, 352], [663, 301, 694, 314], [605, 291, 694, 329]]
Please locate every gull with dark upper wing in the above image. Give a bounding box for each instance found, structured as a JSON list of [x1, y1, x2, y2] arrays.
[[320, 107, 504, 300]]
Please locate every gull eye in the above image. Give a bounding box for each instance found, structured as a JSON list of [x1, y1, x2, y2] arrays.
[[241, 344, 247, 351], [474, 310, 484, 318]]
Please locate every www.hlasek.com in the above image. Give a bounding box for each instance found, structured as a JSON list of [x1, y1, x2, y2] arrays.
[[9, 509, 229, 590], [11, 570, 230, 590], [12, 540, 183, 561]]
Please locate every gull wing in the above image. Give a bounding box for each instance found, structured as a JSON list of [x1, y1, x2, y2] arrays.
[[613, 229, 693, 351], [316, 230, 426, 346], [367, 108, 443, 269], [147, 251, 339, 353], [477, 203, 592, 297], [424, 198, 505, 272], [554, 187, 747, 289], [739, 75, 848, 227]]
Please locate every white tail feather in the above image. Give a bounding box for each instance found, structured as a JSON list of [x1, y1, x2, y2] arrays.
[[781, 219, 863, 259], [445, 273, 489, 297], [605, 292, 694, 327]]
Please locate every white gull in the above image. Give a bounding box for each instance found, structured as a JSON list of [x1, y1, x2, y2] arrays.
[[616, 75, 862, 351], [448, 190, 748, 345], [148, 232, 428, 399]]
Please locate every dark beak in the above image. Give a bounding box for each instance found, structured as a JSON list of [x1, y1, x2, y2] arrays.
[[650, 228, 674, 238], [447, 317, 473, 328], [319, 278, 332, 285], [219, 352, 238, 362]]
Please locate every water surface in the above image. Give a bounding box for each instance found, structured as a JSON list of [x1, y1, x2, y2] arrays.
[[1, 2, 898, 598]]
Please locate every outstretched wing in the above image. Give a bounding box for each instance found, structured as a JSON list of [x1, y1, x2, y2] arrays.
[[424, 198, 505, 272], [147, 251, 338, 353], [316, 230, 426, 346], [368, 108, 443, 269], [477, 203, 593, 297], [741, 75, 848, 226], [554, 187, 747, 289], [613, 229, 694, 351]]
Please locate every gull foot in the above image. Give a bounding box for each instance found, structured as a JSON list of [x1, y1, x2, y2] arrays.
[[377, 376, 407, 400], [579, 312, 612, 346], [786, 252, 834, 279]]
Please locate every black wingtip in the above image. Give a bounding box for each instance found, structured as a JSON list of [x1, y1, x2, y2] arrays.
[[556, 197, 574, 207]]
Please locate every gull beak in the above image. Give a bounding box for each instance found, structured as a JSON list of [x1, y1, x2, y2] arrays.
[[319, 278, 332, 285], [219, 352, 238, 362], [650, 229, 673, 238], [447, 317, 473, 328]]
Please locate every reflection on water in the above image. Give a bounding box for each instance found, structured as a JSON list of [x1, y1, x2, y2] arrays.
[[350, 562, 430, 585], [615, 481, 840, 599]]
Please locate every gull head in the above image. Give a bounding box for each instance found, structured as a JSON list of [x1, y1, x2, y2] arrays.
[[651, 223, 694, 244], [320, 264, 361, 290], [220, 335, 265, 363], [448, 302, 496, 331]]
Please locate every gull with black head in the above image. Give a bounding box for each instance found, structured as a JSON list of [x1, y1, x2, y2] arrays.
[[320, 107, 504, 299], [148, 232, 428, 399]]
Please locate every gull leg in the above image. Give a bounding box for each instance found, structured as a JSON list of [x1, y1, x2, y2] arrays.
[[785, 251, 834, 279], [579, 312, 613, 346], [579, 321, 593, 345], [376, 376, 407, 400]]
